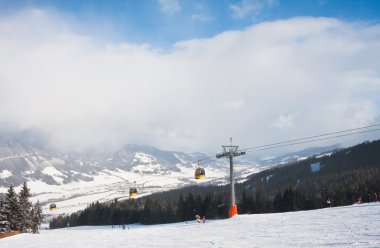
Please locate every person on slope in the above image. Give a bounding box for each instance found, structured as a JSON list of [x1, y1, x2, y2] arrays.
[[195, 214, 201, 223]]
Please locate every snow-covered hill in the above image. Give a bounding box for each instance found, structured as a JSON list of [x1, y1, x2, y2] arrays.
[[0, 140, 262, 215], [2, 203, 380, 247], [0, 131, 342, 216]]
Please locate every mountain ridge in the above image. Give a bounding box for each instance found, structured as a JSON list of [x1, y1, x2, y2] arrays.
[[0, 131, 349, 215]]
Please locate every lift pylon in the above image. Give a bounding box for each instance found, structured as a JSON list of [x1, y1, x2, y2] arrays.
[[216, 143, 245, 218]]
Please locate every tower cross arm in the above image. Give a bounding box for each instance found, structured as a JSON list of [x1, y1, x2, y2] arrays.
[[216, 153, 228, 158]]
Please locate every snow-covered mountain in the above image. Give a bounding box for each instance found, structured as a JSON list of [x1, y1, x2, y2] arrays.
[[0, 137, 259, 215], [0, 131, 342, 215], [250, 144, 342, 165]]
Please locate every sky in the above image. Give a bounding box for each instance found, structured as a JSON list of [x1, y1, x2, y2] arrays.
[[0, 0, 379, 153]]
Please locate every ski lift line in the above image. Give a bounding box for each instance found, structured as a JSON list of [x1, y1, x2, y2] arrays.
[[179, 156, 218, 167], [179, 124, 380, 169], [244, 128, 380, 154], [241, 123, 380, 152]]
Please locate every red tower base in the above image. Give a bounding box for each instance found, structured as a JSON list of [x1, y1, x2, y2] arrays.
[[228, 204, 238, 218]]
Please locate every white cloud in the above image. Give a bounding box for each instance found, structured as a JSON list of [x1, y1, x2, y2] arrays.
[[222, 99, 245, 110], [230, 0, 274, 20], [271, 114, 295, 130], [0, 11, 379, 153], [191, 14, 211, 22], [158, 0, 181, 14]]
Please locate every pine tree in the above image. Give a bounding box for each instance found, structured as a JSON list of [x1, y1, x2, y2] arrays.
[[141, 199, 153, 224], [19, 182, 33, 232], [175, 194, 185, 221], [273, 191, 283, 212], [3, 185, 20, 231], [255, 187, 269, 213], [282, 187, 298, 212], [184, 193, 195, 220], [31, 201, 43, 233], [0, 197, 10, 234], [239, 189, 254, 214]]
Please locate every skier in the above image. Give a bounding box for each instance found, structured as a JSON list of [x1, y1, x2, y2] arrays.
[[326, 199, 331, 207], [195, 214, 200, 223], [202, 216, 206, 223]]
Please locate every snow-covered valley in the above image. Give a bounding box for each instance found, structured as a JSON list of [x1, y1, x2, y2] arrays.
[[25, 163, 256, 216], [2, 202, 380, 247], [0, 143, 265, 216], [0, 138, 341, 216]]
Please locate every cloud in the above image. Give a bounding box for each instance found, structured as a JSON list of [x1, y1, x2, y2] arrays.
[[158, 0, 181, 14], [222, 99, 245, 110], [270, 114, 295, 130], [230, 0, 275, 20], [191, 14, 211, 22], [0, 10, 379, 153]]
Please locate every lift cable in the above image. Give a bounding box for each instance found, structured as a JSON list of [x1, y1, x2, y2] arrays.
[[184, 123, 380, 167], [241, 123, 380, 152], [243, 128, 380, 154]]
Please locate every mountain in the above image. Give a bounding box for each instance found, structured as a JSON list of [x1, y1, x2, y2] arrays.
[[121, 139, 380, 218], [0, 131, 347, 215], [241, 143, 342, 166], [0, 136, 255, 215], [237, 139, 380, 206]]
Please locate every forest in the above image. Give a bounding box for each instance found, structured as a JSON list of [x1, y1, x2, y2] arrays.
[[0, 182, 43, 235], [50, 140, 380, 228]]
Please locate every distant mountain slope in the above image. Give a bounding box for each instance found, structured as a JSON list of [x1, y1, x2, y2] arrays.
[[138, 140, 380, 206], [0, 142, 208, 188], [1, 129, 370, 215], [0, 135, 253, 214], [240, 140, 380, 196]]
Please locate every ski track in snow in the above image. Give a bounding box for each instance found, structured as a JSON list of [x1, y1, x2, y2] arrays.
[[2, 203, 380, 248], [0, 152, 35, 162]]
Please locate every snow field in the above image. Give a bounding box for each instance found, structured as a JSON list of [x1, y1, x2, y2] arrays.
[[2, 202, 380, 248]]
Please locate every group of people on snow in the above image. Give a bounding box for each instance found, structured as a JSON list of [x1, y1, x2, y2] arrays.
[[195, 214, 206, 223]]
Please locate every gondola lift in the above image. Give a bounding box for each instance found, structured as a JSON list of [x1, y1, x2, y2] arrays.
[[129, 181, 138, 197], [50, 203, 57, 212], [129, 187, 138, 197], [194, 164, 205, 180]]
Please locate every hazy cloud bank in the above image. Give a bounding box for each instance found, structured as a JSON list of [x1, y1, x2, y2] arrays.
[[0, 9, 379, 153]]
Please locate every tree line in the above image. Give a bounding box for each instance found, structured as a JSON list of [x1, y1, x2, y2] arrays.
[[50, 191, 230, 228], [0, 182, 43, 234]]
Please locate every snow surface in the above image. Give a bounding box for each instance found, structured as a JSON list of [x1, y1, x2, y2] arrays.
[[0, 152, 35, 162], [0, 169, 12, 178], [316, 152, 333, 159], [42, 167, 65, 183], [2, 203, 380, 248], [296, 156, 308, 161]]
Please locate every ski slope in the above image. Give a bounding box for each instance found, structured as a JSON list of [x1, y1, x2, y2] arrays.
[[2, 203, 380, 248]]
